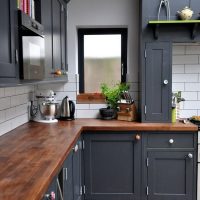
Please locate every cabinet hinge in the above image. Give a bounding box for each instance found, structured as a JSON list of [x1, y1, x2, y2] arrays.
[[144, 105, 147, 115], [80, 186, 83, 195], [146, 186, 149, 196], [146, 158, 149, 167], [82, 140, 85, 150], [144, 49, 147, 58], [15, 49, 19, 64], [83, 185, 86, 194]]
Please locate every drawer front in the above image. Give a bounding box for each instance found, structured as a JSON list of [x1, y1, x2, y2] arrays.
[[147, 132, 194, 148]]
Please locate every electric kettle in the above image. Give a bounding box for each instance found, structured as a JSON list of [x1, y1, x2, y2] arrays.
[[60, 96, 75, 120]]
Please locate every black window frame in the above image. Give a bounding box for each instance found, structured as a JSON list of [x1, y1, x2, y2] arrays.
[[78, 28, 128, 93]]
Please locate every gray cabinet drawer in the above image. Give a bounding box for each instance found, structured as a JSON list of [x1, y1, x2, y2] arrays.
[[147, 132, 194, 148]]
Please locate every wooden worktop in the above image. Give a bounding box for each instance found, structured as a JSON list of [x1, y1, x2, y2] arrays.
[[0, 119, 197, 200]]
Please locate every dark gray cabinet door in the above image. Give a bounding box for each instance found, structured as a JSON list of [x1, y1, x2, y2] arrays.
[[41, 0, 53, 79], [41, 0, 67, 78], [73, 139, 82, 200], [0, 0, 17, 78], [84, 132, 141, 200], [145, 42, 171, 122], [147, 151, 194, 200], [63, 151, 74, 200]]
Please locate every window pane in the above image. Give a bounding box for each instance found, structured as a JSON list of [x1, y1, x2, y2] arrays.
[[84, 35, 121, 93]]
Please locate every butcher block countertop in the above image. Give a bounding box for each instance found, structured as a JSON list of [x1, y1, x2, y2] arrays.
[[0, 119, 197, 200]]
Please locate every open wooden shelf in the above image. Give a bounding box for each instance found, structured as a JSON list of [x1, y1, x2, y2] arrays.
[[148, 20, 200, 39]]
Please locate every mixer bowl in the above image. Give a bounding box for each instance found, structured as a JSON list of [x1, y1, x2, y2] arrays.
[[40, 102, 58, 120]]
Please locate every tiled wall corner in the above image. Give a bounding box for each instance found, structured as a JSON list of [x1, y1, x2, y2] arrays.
[[172, 43, 200, 118]]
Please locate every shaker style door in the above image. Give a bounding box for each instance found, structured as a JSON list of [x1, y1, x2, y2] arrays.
[[147, 151, 194, 200], [84, 131, 141, 200]]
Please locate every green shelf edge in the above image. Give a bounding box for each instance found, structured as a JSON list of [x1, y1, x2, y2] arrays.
[[149, 20, 200, 24]]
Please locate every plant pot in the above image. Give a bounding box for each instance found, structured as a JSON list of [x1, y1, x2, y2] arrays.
[[99, 108, 116, 120]]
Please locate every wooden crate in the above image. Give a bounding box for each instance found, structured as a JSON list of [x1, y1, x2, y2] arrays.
[[117, 103, 137, 122]]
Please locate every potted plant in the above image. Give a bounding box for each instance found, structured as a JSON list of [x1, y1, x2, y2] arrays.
[[99, 83, 130, 119]]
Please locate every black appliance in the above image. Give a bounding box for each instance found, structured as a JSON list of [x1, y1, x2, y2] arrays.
[[60, 96, 75, 120], [18, 10, 45, 80]]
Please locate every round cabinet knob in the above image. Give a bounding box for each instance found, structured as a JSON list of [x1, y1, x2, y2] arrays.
[[188, 153, 193, 159], [73, 144, 79, 152], [169, 139, 174, 144], [163, 80, 169, 85], [135, 134, 141, 141]]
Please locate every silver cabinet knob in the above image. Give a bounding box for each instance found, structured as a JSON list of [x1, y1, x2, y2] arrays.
[[73, 144, 79, 152], [169, 139, 174, 144], [188, 153, 193, 159], [163, 80, 168, 85]]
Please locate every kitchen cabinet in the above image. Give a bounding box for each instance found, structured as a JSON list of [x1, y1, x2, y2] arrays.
[[83, 131, 141, 200], [62, 151, 74, 200], [144, 132, 197, 200], [143, 42, 171, 122], [41, 0, 68, 79], [73, 138, 83, 200], [0, 0, 18, 81], [60, 138, 83, 200], [43, 176, 57, 200]]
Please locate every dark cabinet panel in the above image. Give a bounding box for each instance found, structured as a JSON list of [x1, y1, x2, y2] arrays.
[[41, 0, 53, 79], [147, 151, 194, 200], [63, 151, 74, 200], [145, 42, 171, 122], [73, 139, 82, 200], [52, 0, 62, 71], [41, 0, 67, 79], [0, 0, 17, 78], [84, 132, 141, 200]]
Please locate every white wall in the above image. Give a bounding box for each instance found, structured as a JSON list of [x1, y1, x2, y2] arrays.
[[172, 43, 200, 118]]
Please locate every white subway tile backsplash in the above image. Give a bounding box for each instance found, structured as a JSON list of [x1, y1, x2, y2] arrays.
[[89, 104, 107, 109], [0, 121, 12, 136], [173, 55, 199, 65], [5, 107, 16, 120], [75, 104, 90, 109], [172, 45, 185, 55], [5, 87, 16, 97], [185, 83, 200, 91], [63, 83, 76, 91], [172, 83, 185, 91], [172, 65, 185, 74], [37, 83, 64, 91], [179, 110, 198, 118], [0, 97, 11, 110], [56, 91, 76, 101], [185, 65, 200, 73], [0, 88, 5, 98], [184, 101, 200, 109], [76, 109, 100, 118], [185, 45, 200, 55], [181, 92, 198, 100], [172, 74, 198, 83]]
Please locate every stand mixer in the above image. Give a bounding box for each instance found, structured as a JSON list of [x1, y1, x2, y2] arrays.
[[30, 90, 59, 123]]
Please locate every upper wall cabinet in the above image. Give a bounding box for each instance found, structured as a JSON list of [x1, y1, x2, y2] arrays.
[[0, 0, 18, 82], [41, 0, 68, 80], [144, 42, 171, 122]]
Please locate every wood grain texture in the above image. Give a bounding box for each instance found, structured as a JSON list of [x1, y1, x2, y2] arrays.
[[0, 119, 197, 200]]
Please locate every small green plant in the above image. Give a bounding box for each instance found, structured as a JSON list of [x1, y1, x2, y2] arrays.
[[100, 83, 130, 109]]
